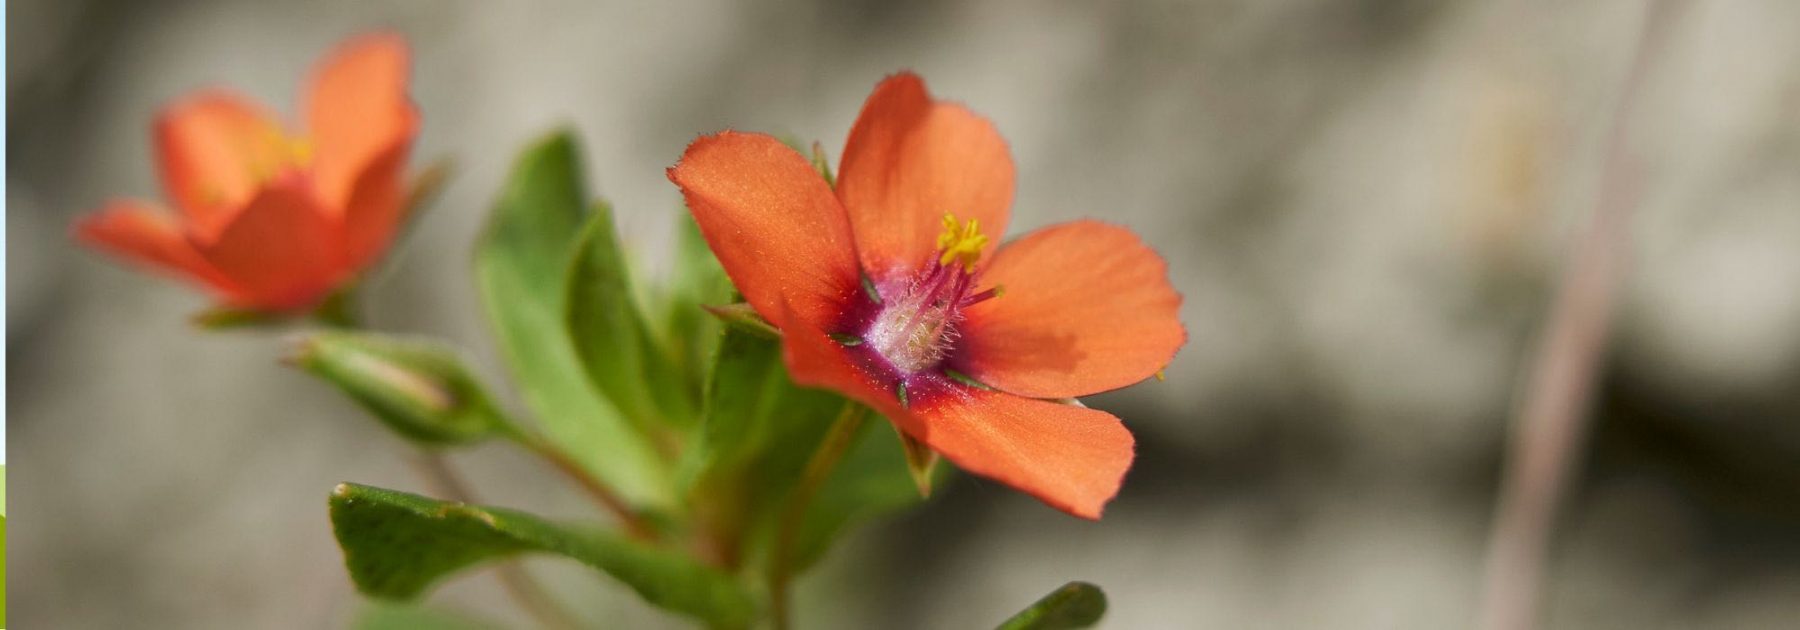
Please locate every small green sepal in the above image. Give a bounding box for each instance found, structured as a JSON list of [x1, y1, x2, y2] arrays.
[[893, 427, 939, 498], [702, 303, 780, 339], [944, 368, 995, 391], [810, 141, 836, 188], [860, 274, 882, 304]]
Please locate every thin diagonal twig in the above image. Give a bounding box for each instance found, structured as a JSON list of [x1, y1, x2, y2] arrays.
[[1475, 3, 1684, 630]]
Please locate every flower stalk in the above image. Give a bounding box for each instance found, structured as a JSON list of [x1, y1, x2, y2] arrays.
[[769, 401, 870, 630], [510, 431, 657, 540]]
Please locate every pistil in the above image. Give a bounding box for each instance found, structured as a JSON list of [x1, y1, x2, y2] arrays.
[[860, 213, 1000, 374]]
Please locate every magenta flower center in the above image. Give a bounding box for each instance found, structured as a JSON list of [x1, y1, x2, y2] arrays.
[[866, 262, 975, 373], [847, 214, 1005, 381]]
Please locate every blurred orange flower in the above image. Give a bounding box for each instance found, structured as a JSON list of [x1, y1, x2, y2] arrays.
[[670, 73, 1184, 519], [75, 33, 419, 312]]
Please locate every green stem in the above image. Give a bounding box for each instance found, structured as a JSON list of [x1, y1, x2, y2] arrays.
[[326, 302, 583, 629], [512, 432, 657, 540], [769, 402, 869, 630]]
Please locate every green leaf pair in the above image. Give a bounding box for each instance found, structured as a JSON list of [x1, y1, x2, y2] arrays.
[[473, 131, 675, 506]]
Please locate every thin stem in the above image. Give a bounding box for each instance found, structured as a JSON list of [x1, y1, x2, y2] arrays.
[[514, 432, 657, 540], [1475, 3, 1682, 630], [769, 402, 870, 630], [411, 452, 584, 630], [312, 265, 584, 629]]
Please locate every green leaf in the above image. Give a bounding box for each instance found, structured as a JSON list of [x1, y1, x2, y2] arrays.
[[356, 602, 498, 630], [684, 329, 846, 567], [683, 330, 930, 574], [790, 417, 933, 572], [564, 203, 695, 430], [331, 483, 757, 629], [994, 582, 1107, 630], [660, 215, 733, 394], [474, 131, 669, 505], [292, 332, 515, 446]]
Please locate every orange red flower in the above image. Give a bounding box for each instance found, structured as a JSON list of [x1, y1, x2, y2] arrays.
[[75, 33, 419, 312], [670, 73, 1185, 519]]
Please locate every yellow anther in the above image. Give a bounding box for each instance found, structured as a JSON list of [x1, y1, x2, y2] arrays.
[[936, 213, 988, 272], [246, 128, 313, 184], [287, 136, 314, 166]]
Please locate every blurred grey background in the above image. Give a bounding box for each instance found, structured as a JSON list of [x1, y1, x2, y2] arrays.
[[9, 0, 1800, 627]]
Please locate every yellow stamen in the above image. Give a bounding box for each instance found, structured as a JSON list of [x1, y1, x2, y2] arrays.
[[246, 128, 314, 184], [287, 136, 314, 166], [936, 213, 988, 272]]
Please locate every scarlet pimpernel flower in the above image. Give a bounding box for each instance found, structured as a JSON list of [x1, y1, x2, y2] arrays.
[[670, 73, 1184, 518], [75, 33, 420, 313]]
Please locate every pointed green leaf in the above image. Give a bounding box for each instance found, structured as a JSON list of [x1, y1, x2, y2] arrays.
[[473, 131, 668, 505], [789, 415, 935, 572], [660, 215, 733, 392], [684, 330, 931, 574], [564, 203, 695, 430], [331, 483, 756, 628], [995, 582, 1107, 630], [684, 329, 846, 567], [292, 332, 515, 446]]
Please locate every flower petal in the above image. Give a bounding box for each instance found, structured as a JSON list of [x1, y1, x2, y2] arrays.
[[911, 387, 1134, 520], [781, 304, 911, 423], [781, 311, 1133, 520], [306, 32, 418, 214], [196, 180, 343, 310], [154, 91, 290, 240], [338, 140, 409, 271], [950, 220, 1184, 398], [835, 73, 1015, 280], [73, 200, 239, 296], [669, 131, 861, 330]]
